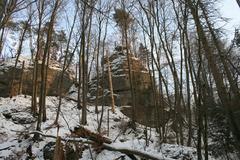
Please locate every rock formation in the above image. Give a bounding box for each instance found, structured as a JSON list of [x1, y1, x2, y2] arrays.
[[0, 57, 74, 97], [89, 47, 154, 107]]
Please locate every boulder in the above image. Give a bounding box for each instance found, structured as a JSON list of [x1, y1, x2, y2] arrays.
[[2, 109, 36, 124], [43, 142, 55, 160], [0, 57, 74, 97], [43, 142, 82, 160], [11, 112, 36, 124]]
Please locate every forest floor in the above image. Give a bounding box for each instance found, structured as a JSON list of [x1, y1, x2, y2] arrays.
[[0, 95, 211, 160]]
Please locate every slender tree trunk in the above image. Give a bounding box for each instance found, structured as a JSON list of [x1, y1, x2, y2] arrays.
[[124, 25, 136, 129], [197, 42, 203, 160], [80, 1, 87, 125], [202, 70, 209, 160], [9, 21, 29, 97], [95, 18, 102, 114], [106, 51, 115, 113], [0, 27, 5, 57], [31, 0, 45, 115], [42, 48, 51, 122], [54, 6, 78, 124], [197, 94, 203, 160], [18, 60, 25, 94], [182, 9, 193, 147], [31, 60, 38, 114], [98, 7, 110, 132], [34, 0, 60, 140]]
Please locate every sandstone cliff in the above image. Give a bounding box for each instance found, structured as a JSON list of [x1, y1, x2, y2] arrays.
[[89, 48, 154, 107], [0, 57, 74, 97]]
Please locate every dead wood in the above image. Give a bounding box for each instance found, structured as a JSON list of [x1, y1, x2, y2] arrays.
[[71, 126, 112, 144], [29, 131, 163, 160]]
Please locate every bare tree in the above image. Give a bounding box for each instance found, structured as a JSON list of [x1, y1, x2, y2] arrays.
[[186, 0, 240, 155], [34, 0, 61, 140], [113, 1, 136, 129], [54, 4, 79, 125], [97, 0, 112, 133], [9, 12, 32, 97], [31, 0, 45, 115], [77, 0, 95, 125], [0, 0, 33, 57], [106, 50, 115, 113]]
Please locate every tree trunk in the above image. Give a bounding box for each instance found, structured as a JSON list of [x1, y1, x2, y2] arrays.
[[79, 1, 87, 125], [31, 0, 45, 115], [121, 2, 136, 129], [186, 0, 240, 152], [34, 0, 61, 140], [97, 8, 110, 132], [0, 27, 5, 57], [236, 0, 240, 8], [54, 6, 78, 124], [106, 51, 115, 113], [9, 21, 29, 97], [18, 60, 25, 94]]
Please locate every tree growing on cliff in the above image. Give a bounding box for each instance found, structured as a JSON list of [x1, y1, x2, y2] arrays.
[[113, 7, 133, 47]]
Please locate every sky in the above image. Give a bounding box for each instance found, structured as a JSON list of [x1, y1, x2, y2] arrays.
[[219, 0, 240, 39]]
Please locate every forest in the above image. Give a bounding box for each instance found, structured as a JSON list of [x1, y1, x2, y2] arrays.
[[0, 0, 240, 160]]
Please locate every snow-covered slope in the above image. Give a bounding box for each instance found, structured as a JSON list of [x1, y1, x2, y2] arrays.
[[0, 95, 206, 160]]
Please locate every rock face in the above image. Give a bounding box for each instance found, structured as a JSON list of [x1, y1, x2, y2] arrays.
[[89, 47, 154, 107], [0, 57, 74, 97]]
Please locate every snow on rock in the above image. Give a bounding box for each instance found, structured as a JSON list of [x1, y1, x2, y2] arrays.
[[0, 56, 63, 70], [89, 48, 154, 107]]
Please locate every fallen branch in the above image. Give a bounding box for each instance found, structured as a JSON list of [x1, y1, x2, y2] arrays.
[[0, 145, 15, 151], [65, 96, 78, 102], [29, 131, 92, 144], [28, 131, 164, 160], [102, 143, 161, 160], [72, 126, 112, 144]]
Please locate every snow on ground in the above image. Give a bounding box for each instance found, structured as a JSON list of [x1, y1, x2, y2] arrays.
[[0, 95, 209, 160]]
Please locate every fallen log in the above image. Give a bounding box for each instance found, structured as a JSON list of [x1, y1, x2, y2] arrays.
[[29, 131, 164, 160], [71, 126, 112, 144], [102, 143, 161, 160], [29, 131, 91, 144], [0, 145, 15, 151]]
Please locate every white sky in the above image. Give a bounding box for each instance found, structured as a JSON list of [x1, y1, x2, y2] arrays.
[[219, 0, 240, 39]]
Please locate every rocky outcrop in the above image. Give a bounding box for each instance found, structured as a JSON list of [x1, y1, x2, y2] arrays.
[[2, 109, 36, 124], [89, 47, 154, 107], [0, 57, 74, 97]]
